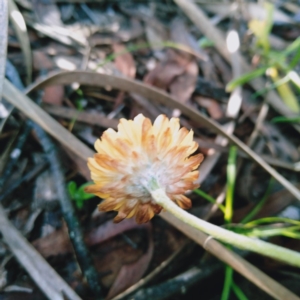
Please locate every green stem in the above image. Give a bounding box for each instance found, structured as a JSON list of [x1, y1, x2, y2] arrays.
[[193, 189, 225, 213], [95, 40, 203, 69], [232, 281, 249, 300], [221, 265, 233, 300], [221, 146, 237, 300], [151, 188, 300, 268], [225, 146, 237, 222]]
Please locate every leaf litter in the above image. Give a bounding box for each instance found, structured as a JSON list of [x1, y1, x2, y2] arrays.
[[1, 1, 300, 300]]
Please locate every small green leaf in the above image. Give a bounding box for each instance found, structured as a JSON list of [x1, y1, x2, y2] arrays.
[[67, 181, 77, 198], [198, 37, 214, 48], [68, 181, 94, 209], [283, 37, 300, 57]]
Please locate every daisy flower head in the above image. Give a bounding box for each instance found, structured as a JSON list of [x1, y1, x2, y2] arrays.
[[85, 114, 203, 224]]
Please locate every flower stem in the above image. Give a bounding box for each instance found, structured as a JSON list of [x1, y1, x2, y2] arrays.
[[151, 188, 300, 268]]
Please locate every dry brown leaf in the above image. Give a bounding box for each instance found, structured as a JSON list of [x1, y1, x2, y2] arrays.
[[33, 218, 151, 258], [87, 218, 145, 245], [32, 218, 153, 297], [113, 43, 136, 79], [144, 49, 198, 103], [194, 96, 224, 119], [144, 59, 184, 90], [42, 85, 64, 106], [106, 223, 153, 299], [169, 58, 198, 103], [32, 224, 72, 257], [33, 50, 54, 71]]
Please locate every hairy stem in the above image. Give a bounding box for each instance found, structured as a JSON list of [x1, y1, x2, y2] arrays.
[[151, 188, 300, 268]]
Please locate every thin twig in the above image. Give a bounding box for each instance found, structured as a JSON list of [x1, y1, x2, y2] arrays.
[[0, 121, 33, 190], [5, 71, 300, 200], [0, 0, 8, 99], [32, 123, 104, 299], [128, 263, 220, 300], [0, 160, 48, 203]]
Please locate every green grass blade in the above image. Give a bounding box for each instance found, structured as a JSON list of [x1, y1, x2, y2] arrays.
[[226, 67, 268, 92], [232, 281, 249, 300], [193, 189, 226, 213], [241, 179, 274, 224], [221, 265, 233, 300]]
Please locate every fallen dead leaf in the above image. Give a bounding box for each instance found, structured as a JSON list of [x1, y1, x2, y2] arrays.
[[144, 49, 185, 90], [169, 58, 198, 103], [144, 49, 198, 104], [42, 85, 64, 106], [113, 43, 136, 79], [32, 218, 151, 260], [87, 218, 149, 245], [106, 222, 153, 299], [33, 50, 54, 71], [32, 223, 72, 257], [194, 96, 224, 120]]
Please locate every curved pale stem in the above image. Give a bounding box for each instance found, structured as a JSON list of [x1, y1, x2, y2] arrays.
[[151, 188, 300, 268]]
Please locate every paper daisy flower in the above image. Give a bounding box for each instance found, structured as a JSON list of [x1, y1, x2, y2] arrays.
[[85, 114, 203, 224]]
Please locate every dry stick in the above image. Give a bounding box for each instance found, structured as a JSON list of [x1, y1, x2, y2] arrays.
[[128, 264, 220, 300], [8, 0, 32, 84], [0, 0, 8, 99], [32, 122, 103, 299], [0, 205, 82, 300], [173, 0, 300, 133], [0, 160, 48, 203], [0, 121, 33, 190], [18, 71, 300, 201], [0, 61, 38, 190], [2, 78, 300, 298], [42, 104, 119, 129]]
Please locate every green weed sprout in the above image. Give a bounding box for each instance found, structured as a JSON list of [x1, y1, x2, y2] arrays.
[[68, 181, 94, 209]]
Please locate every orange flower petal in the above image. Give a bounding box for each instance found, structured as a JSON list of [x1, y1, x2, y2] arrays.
[[87, 114, 203, 223], [172, 194, 192, 209]]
